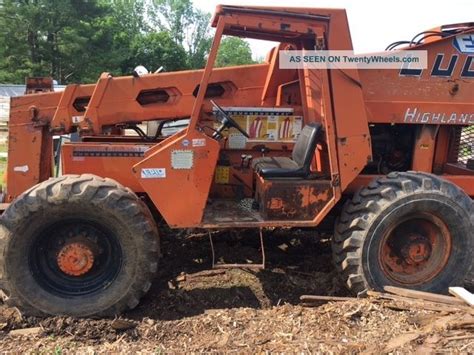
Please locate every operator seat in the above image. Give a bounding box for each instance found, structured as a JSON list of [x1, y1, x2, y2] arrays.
[[252, 123, 323, 178]]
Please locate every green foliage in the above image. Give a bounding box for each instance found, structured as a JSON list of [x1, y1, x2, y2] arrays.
[[0, 0, 109, 83], [185, 9, 212, 69], [153, 0, 195, 45], [126, 32, 188, 73], [0, 0, 255, 84], [152, 0, 212, 69], [216, 37, 255, 67]]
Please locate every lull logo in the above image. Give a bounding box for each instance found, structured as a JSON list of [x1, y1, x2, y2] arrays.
[[453, 34, 474, 54], [400, 54, 474, 78]]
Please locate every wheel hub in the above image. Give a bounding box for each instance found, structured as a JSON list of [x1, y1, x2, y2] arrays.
[[30, 220, 122, 297], [57, 242, 94, 276], [401, 235, 432, 264], [379, 214, 452, 285]]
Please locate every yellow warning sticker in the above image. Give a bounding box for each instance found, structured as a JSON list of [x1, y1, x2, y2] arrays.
[[214, 166, 230, 184]]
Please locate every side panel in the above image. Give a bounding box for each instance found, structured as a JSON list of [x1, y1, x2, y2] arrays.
[[359, 30, 474, 125], [61, 143, 152, 192], [6, 92, 60, 201], [256, 178, 333, 220], [133, 131, 220, 227]]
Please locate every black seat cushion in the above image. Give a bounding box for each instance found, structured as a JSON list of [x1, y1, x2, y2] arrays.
[[252, 156, 299, 172], [252, 123, 322, 178]]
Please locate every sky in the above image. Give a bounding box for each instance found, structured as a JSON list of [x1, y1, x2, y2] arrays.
[[194, 0, 474, 58]]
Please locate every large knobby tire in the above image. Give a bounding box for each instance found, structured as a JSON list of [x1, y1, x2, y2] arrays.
[[332, 171, 473, 296], [0, 174, 159, 317]]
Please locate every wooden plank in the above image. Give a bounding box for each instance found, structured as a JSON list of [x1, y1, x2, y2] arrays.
[[300, 295, 355, 302], [369, 291, 473, 314], [384, 286, 465, 306], [9, 327, 42, 336], [449, 287, 474, 307]]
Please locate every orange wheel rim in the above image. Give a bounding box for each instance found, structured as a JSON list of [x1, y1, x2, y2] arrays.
[[57, 242, 95, 276], [379, 213, 452, 285]]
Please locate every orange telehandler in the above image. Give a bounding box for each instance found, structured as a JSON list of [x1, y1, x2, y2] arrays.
[[0, 6, 473, 316]]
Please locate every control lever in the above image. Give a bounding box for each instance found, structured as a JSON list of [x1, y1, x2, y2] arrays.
[[245, 155, 253, 168], [240, 154, 253, 169], [240, 154, 246, 168]]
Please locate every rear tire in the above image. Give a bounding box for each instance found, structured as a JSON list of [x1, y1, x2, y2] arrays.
[[0, 174, 159, 317], [332, 171, 473, 295]]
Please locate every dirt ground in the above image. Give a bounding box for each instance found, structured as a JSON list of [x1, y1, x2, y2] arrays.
[[0, 228, 472, 353]]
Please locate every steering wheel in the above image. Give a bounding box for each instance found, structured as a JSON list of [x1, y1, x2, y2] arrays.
[[210, 100, 250, 139]]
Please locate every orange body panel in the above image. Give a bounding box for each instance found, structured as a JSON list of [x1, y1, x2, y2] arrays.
[[61, 143, 151, 192], [133, 130, 220, 227], [360, 31, 474, 125], [6, 92, 61, 200]]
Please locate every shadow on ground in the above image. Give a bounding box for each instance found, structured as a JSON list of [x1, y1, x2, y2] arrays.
[[127, 227, 349, 321]]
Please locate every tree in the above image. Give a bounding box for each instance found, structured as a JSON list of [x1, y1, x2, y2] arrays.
[[124, 32, 188, 73], [152, 0, 194, 45], [0, 0, 157, 83], [0, 0, 109, 83], [184, 9, 212, 69], [152, 0, 212, 69], [0, 0, 250, 84], [58, 0, 159, 82], [216, 37, 255, 67], [86, 0, 152, 80]]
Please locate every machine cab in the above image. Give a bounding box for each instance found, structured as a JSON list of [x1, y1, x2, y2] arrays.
[[133, 5, 371, 228]]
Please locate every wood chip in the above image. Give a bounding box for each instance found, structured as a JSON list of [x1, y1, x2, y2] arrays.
[[9, 327, 42, 336], [0, 290, 8, 302], [384, 332, 421, 352], [111, 319, 136, 330], [444, 334, 474, 342], [343, 304, 363, 318], [186, 269, 226, 279], [424, 335, 442, 344]]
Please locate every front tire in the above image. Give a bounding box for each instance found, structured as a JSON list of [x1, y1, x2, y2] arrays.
[[0, 174, 159, 317], [332, 172, 473, 295]]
